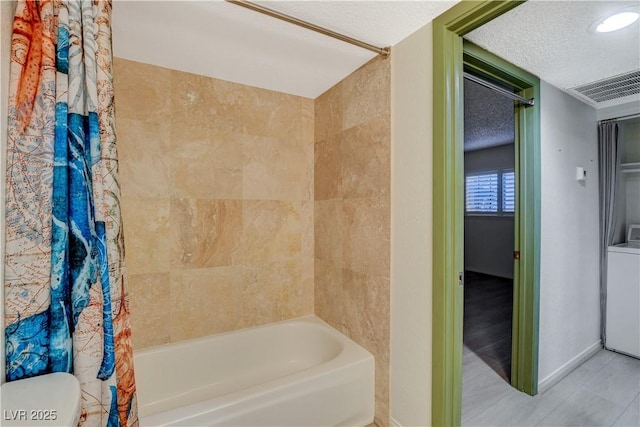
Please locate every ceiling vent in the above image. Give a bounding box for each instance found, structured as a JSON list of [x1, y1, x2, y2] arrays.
[[567, 70, 640, 108]]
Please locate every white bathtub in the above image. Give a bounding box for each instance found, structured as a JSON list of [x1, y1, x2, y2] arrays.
[[133, 315, 374, 426]]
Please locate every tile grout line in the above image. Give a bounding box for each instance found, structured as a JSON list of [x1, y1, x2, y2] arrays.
[[462, 389, 513, 426], [609, 390, 639, 427], [534, 372, 599, 427]]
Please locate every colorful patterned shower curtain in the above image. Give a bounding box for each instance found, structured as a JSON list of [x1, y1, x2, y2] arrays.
[[4, 1, 137, 426]]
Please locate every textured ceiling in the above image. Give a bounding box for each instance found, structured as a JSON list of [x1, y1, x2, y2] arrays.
[[466, 0, 640, 109], [112, 1, 457, 99], [464, 79, 514, 152], [253, 1, 457, 47]]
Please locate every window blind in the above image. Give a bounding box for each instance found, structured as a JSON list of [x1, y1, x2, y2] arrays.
[[502, 171, 515, 213], [465, 173, 499, 213]]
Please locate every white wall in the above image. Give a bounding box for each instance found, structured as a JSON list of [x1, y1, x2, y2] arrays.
[[625, 175, 640, 231], [1, 0, 17, 385], [464, 144, 515, 279], [613, 118, 640, 243], [620, 119, 640, 234], [620, 118, 640, 163], [539, 81, 600, 384], [390, 21, 433, 427], [597, 100, 640, 122]]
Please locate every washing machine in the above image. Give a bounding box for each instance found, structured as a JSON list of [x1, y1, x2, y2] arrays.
[[606, 225, 640, 359]]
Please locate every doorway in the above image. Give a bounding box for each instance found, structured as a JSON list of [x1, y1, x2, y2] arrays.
[[462, 73, 517, 384], [431, 2, 541, 426]]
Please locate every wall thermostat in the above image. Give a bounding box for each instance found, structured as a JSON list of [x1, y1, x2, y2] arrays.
[[576, 167, 586, 181]]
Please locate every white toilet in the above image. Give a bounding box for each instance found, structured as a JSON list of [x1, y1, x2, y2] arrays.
[[1, 372, 81, 426]]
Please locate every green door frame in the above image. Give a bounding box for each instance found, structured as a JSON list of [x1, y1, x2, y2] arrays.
[[463, 40, 541, 393], [432, 2, 541, 426]]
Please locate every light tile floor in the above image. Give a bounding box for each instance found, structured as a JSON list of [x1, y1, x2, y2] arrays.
[[462, 347, 640, 427]]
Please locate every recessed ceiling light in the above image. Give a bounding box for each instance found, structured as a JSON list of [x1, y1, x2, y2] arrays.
[[595, 11, 639, 33]]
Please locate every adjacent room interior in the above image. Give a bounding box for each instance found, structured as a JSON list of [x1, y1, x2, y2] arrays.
[[462, 76, 516, 384]]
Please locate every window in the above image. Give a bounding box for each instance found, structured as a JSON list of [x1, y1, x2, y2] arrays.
[[502, 171, 515, 213], [466, 173, 499, 213], [465, 170, 515, 215]]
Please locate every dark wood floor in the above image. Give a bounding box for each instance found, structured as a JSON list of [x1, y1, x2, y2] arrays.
[[463, 271, 513, 382]]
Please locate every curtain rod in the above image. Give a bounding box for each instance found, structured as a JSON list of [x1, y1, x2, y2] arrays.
[[599, 113, 640, 123], [226, 0, 390, 57], [464, 72, 535, 107], [615, 113, 640, 122]]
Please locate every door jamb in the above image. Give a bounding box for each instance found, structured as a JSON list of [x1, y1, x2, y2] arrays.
[[432, 2, 541, 426]]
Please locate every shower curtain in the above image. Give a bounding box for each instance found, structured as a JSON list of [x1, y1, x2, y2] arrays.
[[4, 1, 137, 426], [598, 120, 620, 345]]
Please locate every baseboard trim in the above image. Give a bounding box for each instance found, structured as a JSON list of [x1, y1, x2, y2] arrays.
[[538, 340, 602, 394], [389, 417, 403, 427]]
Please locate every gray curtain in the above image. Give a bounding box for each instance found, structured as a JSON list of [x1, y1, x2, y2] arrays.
[[598, 120, 621, 345]]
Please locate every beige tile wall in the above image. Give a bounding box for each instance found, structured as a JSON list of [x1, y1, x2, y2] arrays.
[[115, 56, 390, 425], [314, 57, 391, 427], [114, 58, 314, 349]]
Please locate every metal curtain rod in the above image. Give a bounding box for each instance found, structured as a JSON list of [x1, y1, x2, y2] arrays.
[[226, 0, 390, 57], [464, 72, 535, 107], [599, 113, 640, 123], [615, 113, 640, 122]]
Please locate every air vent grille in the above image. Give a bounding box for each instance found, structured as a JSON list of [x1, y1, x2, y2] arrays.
[[570, 70, 640, 104]]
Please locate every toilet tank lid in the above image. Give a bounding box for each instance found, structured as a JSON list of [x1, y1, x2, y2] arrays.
[[1, 372, 81, 427]]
